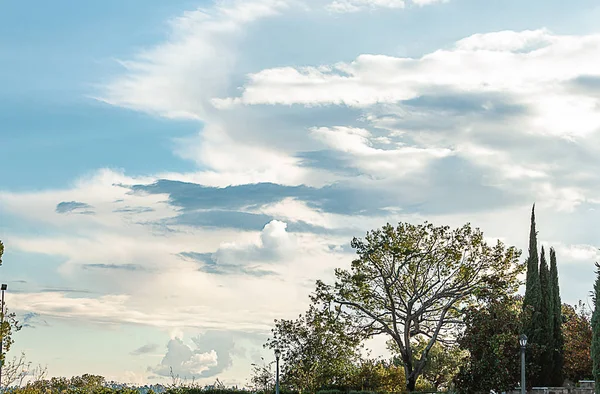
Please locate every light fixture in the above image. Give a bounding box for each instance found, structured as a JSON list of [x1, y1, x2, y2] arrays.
[[519, 334, 527, 348], [1, 284, 6, 291], [275, 348, 281, 359]]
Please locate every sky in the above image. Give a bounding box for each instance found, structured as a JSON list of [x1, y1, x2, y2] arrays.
[[1, 0, 600, 386]]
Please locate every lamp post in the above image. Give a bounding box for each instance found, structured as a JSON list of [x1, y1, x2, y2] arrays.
[[520, 334, 527, 394], [274, 349, 281, 394], [0, 283, 7, 390]]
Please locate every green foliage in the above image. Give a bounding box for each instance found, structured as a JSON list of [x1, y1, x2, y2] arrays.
[[538, 247, 554, 384], [249, 358, 275, 392], [316, 389, 345, 394], [315, 221, 523, 392], [521, 204, 546, 386], [549, 248, 564, 386], [523, 205, 541, 323], [9, 374, 139, 394], [166, 390, 255, 394], [0, 241, 22, 369], [454, 296, 522, 393], [347, 358, 406, 393], [562, 302, 592, 382], [388, 339, 463, 391], [265, 303, 363, 393], [412, 341, 464, 391], [591, 262, 600, 394]]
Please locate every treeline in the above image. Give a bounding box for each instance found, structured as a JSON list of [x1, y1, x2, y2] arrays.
[[1, 207, 598, 394], [250, 206, 596, 393]]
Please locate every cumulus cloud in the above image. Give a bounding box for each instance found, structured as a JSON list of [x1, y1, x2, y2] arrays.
[[309, 126, 452, 177], [149, 338, 219, 378], [216, 30, 600, 137], [550, 243, 600, 263], [213, 220, 294, 264]]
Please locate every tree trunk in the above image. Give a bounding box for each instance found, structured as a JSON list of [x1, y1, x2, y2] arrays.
[[406, 375, 417, 392]]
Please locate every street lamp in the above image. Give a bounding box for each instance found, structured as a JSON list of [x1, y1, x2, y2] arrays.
[[0, 284, 7, 389], [274, 349, 281, 394], [520, 334, 527, 394]]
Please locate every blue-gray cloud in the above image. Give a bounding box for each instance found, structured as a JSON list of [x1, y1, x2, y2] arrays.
[[55, 201, 94, 214], [21, 312, 49, 329], [172, 210, 273, 230], [296, 150, 362, 177], [179, 252, 277, 277], [167, 209, 342, 234], [129, 180, 398, 216], [40, 287, 94, 294], [113, 206, 155, 214], [401, 91, 528, 117], [568, 75, 600, 96], [131, 343, 159, 356], [82, 264, 146, 271]]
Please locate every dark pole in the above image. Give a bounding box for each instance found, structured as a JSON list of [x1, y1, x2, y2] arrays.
[[520, 334, 527, 394], [0, 284, 6, 391], [275, 349, 281, 394]]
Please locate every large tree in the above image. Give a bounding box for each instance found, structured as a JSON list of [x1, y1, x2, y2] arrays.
[[454, 295, 523, 393], [265, 304, 362, 393], [315, 222, 523, 391], [549, 248, 564, 386], [591, 262, 600, 394], [538, 246, 554, 385]]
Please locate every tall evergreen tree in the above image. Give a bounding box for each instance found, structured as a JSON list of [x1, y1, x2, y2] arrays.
[[539, 246, 554, 385], [591, 262, 600, 394], [549, 247, 564, 386], [522, 204, 542, 386]]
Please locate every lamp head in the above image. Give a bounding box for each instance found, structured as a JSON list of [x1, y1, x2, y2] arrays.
[[1, 284, 7, 291], [274, 349, 281, 359], [519, 334, 528, 348]]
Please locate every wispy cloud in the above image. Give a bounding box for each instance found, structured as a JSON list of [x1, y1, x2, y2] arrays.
[[131, 343, 159, 356], [56, 201, 95, 215]]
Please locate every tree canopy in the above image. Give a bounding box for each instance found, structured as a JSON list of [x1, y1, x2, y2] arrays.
[[314, 222, 523, 391], [454, 295, 522, 393], [264, 304, 363, 393], [563, 302, 592, 383]]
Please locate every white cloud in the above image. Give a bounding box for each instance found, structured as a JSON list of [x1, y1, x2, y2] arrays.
[[550, 243, 600, 262], [310, 126, 452, 177], [216, 30, 600, 138], [326, 0, 405, 13], [411, 0, 448, 5], [98, 0, 292, 120], [149, 338, 218, 378], [212, 220, 295, 266]]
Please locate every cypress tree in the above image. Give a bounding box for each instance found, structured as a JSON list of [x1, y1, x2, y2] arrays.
[[523, 205, 541, 313], [591, 262, 600, 394], [549, 247, 564, 386], [523, 204, 542, 386], [539, 246, 553, 385]]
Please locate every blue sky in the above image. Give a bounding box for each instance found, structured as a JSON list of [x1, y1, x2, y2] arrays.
[[1, 0, 600, 386]]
